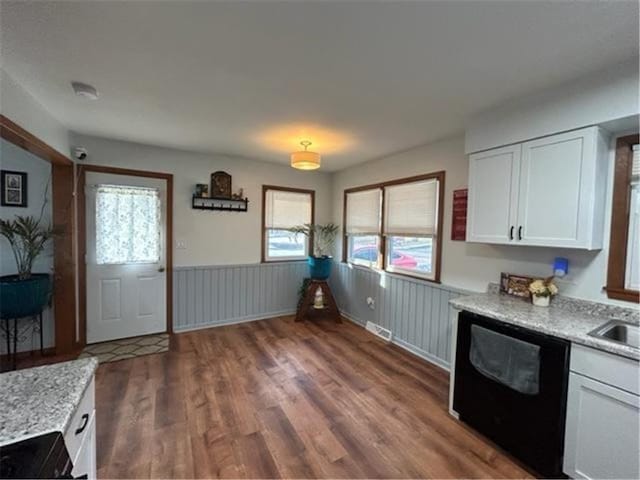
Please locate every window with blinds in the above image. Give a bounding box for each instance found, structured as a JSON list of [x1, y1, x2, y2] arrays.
[[384, 178, 439, 279], [263, 187, 314, 261], [343, 172, 443, 281], [345, 189, 382, 267]]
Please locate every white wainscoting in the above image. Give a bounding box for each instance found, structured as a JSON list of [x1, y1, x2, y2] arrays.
[[330, 262, 468, 370], [173, 261, 308, 332]]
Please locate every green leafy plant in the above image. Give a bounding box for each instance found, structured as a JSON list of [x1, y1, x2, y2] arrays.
[[0, 215, 54, 280], [289, 223, 340, 257]]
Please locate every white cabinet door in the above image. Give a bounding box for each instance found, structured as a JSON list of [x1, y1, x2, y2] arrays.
[[564, 373, 640, 480], [71, 411, 97, 480], [517, 127, 600, 248], [466, 145, 521, 244]]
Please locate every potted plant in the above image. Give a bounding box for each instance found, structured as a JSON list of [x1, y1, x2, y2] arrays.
[[0, 215, 54, 319], [528, 277, 558, 307], [289, 223, 339, 280]]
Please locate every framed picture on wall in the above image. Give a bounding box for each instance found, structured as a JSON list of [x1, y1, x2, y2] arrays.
[[210, 171, 232, 198], [1, 170, 27, 207]]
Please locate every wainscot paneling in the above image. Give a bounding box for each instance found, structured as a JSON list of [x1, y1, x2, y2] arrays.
[[173, 261, 308, 332], [330, 262, 468, 370]]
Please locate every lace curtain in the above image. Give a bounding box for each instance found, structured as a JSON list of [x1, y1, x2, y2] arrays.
[[96, 185, 161, 265]]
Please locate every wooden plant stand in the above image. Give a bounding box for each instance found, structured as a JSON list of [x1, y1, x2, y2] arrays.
[[295, 280, 342, 323]]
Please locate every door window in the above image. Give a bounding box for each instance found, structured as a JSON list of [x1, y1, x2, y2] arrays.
[[95, 184, 161, 265]]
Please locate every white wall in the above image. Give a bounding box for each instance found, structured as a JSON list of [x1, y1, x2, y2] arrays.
[[465, 59, 639, 154], [0, 138, 55, 352], [331, 132, 633, 306], [0, 68, 71, 156], [72, 134, 333, 267]]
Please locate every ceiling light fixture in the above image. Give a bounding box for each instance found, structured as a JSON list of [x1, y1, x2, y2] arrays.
[[290, 140, 321, 170], [71, 81, 99, 100]]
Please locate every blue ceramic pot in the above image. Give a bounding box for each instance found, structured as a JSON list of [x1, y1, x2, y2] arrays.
[[308, 256, 333, 280], [0, 273, 52, 319]]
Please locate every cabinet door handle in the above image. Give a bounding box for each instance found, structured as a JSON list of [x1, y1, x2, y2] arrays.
[[509, 226, 514, 240], [518, 226, 523, 240], [75, 413, 89, 435]]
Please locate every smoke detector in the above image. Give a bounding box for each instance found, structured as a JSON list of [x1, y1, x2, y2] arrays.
[[71, 81, 99, 100]]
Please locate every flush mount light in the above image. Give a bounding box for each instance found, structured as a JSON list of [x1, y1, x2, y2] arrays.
[[71, 81, 99, 100], [291, 140, 321, 170]]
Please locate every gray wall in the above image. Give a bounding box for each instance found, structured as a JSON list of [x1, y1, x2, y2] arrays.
[[330, 262, 467, 370], [173, 261, 308, 332]]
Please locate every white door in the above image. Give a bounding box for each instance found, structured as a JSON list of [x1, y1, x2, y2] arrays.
[[517, 127, 596, 247], [563, 372, 640, 479], [466, 144, 521, 244], [86, 172, 167, 343]]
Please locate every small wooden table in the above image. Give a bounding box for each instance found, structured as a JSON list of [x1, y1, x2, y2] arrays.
[[295, 280, 342, 323]]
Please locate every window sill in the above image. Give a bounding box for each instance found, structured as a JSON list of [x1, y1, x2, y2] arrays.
[[341, 261, 441, 285], [605, 287, 640, 303], [262, 258, 308, 264]]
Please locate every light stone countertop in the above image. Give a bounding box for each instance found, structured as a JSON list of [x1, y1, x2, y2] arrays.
[[0, 357, 98, 446], [450, 292, 640, 361]]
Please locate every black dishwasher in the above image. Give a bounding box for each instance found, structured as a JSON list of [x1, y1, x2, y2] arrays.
[[453, 310, 570, 478]]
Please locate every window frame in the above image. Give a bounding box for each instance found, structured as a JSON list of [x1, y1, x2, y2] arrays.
[[605, 134, 640, 303], [342, 171, 445, 283], [261, 185, 315, 263]]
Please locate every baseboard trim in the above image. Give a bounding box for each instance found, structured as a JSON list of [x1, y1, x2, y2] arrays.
[[173, 309, 297, 333], [339, 311, 450, 372]]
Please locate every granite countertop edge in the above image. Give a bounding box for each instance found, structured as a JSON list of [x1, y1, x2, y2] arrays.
[[450, 293, 640, 361], [0, 357, 99, 446]]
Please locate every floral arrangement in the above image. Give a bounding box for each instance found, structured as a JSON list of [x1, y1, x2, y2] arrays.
[[529, 277, 559, 298]]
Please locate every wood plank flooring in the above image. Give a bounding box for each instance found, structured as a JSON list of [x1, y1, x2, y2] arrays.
[[95, 316, 534, 479]]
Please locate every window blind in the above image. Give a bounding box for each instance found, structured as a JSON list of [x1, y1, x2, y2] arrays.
[[264, 189, 311, 229], [632, 144, 639, 179], [345, 189, 381, 235], [384, 179, 438, 236]]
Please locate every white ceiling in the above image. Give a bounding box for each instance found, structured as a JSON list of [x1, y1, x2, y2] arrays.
[[1, 1, 638, 171]]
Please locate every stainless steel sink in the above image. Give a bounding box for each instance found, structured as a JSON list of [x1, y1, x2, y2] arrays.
[[589, 320, 640, 349]]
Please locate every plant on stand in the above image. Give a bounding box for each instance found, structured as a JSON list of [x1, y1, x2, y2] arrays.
[[289, 223, 339, 280], [0, 215, 55, 319], [528, 277, 558, 307]]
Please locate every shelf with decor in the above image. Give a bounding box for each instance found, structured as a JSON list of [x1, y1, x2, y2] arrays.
[[192, 195, 249, 212]]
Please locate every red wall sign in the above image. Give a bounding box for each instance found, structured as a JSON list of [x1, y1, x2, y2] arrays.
[[451, 188, 468, 241]]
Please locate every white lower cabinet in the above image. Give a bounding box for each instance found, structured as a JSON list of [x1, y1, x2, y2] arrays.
[[563, 347, 640, 479], [71, 412, 97, 479], [64, 378, 97, 479]]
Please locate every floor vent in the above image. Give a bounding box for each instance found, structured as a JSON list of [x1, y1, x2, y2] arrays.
[[365, 321, 392, 342]]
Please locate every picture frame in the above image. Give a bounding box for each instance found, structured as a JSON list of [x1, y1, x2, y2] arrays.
[[195, 183, 209, 198], [210, 171, 232, 198], [1, 170, 28, 207], [500, 272, 535, 298]]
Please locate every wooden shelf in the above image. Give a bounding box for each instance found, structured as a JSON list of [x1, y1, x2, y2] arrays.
[[192, 196, 249, 212]]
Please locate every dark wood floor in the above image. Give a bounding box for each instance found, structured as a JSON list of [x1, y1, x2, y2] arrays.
[[95, 316, 533, 479]]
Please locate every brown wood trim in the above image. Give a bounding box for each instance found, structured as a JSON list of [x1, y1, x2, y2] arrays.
[[605, 133, 639, 303], [261, 185, 315, 263], [77, 164, 174, 346], [0, 115, 72, 166], [0, 115, 78, 355], [342, 171, 445, 283]]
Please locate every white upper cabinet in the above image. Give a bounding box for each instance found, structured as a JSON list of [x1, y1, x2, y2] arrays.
[[466, 127, 609, 249], [466, 145, 520, 244]]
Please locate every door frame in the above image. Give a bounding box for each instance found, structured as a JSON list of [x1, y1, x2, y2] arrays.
[[78, 165, 174, 346], [0, 115, 78, 355]]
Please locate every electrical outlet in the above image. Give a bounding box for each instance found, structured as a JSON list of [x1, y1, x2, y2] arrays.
[[176, 240, 187, 250], [366, 297, 375, 310]]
